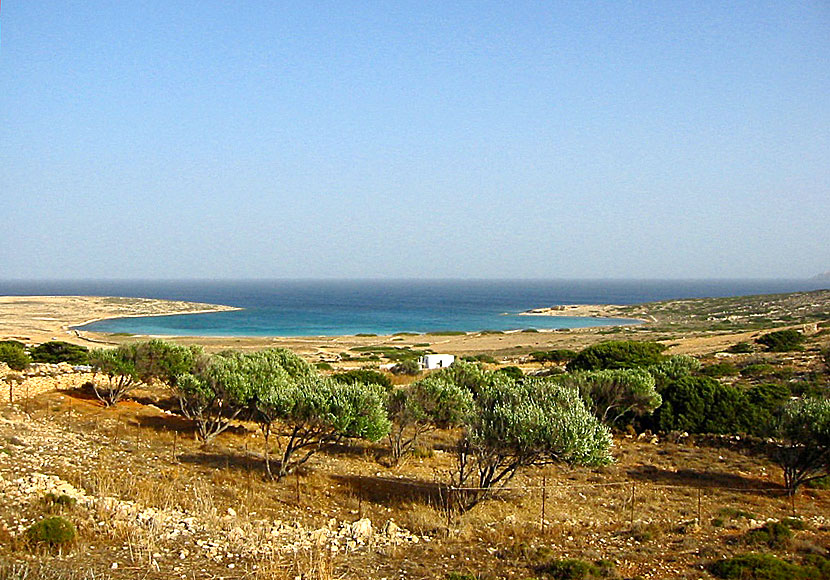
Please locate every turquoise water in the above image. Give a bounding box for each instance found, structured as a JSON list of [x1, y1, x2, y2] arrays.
[[0, 279, 823, 337]]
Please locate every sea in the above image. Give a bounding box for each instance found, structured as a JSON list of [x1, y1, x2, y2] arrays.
[[0, 279, 825, 337]]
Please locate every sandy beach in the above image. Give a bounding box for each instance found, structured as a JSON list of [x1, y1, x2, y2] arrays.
[[0, 296, 240, 345]]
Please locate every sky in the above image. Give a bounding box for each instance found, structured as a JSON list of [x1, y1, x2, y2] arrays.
[[1, 1, 829, 280]]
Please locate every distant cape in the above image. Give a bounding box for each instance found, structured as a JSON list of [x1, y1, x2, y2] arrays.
[[811, 271, 830, 281]]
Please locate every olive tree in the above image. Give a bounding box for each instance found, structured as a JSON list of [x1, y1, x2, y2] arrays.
[[134, 339, 201, 386], [557, 368, 661, 426], [259, 374, 390, 479], [88, 345, 140, 406], [453, 375, 612, 511], [240, 348, 389, 479], [768, 397, 830, 494], [173, 351, 255, 442], [386, 375, 473, 463]]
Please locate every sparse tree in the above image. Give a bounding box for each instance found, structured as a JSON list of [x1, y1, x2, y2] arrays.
[[173, 351, 253, 442], [453, 374, 612, 511], [266, 375, 390, 479], [558, 368, 661, 426], [88, 345, 140, 406], [768, 397, 830, 494], [386, 375, 473, 463]]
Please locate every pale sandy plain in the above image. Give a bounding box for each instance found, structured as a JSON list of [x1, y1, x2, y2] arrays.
[[0, 295, 778, 362]]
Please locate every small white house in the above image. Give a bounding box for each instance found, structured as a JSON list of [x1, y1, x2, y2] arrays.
[[419, 354, 455, 370]]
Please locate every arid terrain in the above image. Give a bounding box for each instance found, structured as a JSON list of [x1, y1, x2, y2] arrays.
[[1, 291, 829, 579]]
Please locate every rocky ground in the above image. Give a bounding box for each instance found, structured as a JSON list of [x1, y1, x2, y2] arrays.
[[1, 379, 828, 580]]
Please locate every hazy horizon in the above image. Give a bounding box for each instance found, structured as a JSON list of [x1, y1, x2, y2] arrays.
[[2, 3, 828, 280]]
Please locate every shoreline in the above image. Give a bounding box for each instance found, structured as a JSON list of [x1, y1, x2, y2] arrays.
[[519, 303, 647, 324], [71, 306, 244, 331]]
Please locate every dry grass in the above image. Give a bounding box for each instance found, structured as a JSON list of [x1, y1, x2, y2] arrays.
[[2, 334, 830, 579]]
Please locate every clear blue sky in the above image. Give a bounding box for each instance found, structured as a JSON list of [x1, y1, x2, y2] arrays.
[[1, 1, 828, 279]]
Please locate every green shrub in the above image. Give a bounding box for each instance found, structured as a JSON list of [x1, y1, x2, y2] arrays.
[[530, 349, 578, 364], [315, 362, 333, 371], [332, 369, 392, 390], [537, 558, 615, 579], [745, 521, 793, 548], [757, 330, 805, 352], [567, 341, 666, 372], [702, 362, 740, 377], [740, 363, 775, 378], [0, 342, 31, 370], [717, 507, 756, 521], [391, 360, 421, 376], [462, 353, 497, 364], [648, 376, 751, 434], [708, 553, 821, 580], [25, 516, 76, 546], [727, 342, 754, 354], [29, 341, 89, 365], [807, 476, 830, 490], [427, 330, 467, 336], [495, 366, 524, 381], [781, 517, 807, 530]]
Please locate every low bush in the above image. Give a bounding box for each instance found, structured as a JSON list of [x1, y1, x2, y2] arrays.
[[332, 369, 392, 390], [727, 342, 754, 354], [708, 553, 828, 580], [740, 363, 775, 378], [530, 350, 577, 364], [567, 341, 666, 372], [494, 366, 524, 381], [29, 341, 89, 364], [462, 354, 497, 364], [536, 558, 616, 579], [0, 342, 30, 371], [807, 475, 830, 490], [391, 360, 421, 376], [757, 329, 805, 352], [25, 516, 76, 546], [702, 362, 739, 377], [744, 521, 793, 548]]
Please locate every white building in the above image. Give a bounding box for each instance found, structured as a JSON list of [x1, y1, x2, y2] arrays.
[[419, 354, 455, 370]]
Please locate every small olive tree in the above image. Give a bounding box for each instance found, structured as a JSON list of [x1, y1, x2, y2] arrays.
[[173, 351, 254, 442], [386, 375, 474, 463], [88, 345, 140, 406], [260, 375, 390, 479], [768, 397, 830, 494], [238, 348, 389, 479], [557, 368, 661, 426], [453, 375, 613, 511]]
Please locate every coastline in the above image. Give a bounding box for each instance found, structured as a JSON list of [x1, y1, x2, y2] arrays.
[[72, 306, 244, 331], [519, 303, 648, 324], [0, 295, 240, 345]]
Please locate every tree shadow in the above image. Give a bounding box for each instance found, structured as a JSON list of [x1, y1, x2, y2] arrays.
[[135, 413, 195, 434], [626, 464, 784, 493], [330, 473, 449, 507], [176, 449, 263, 473]]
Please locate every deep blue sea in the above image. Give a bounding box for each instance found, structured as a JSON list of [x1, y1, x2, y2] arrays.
[[0, 279, 825, 337]]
